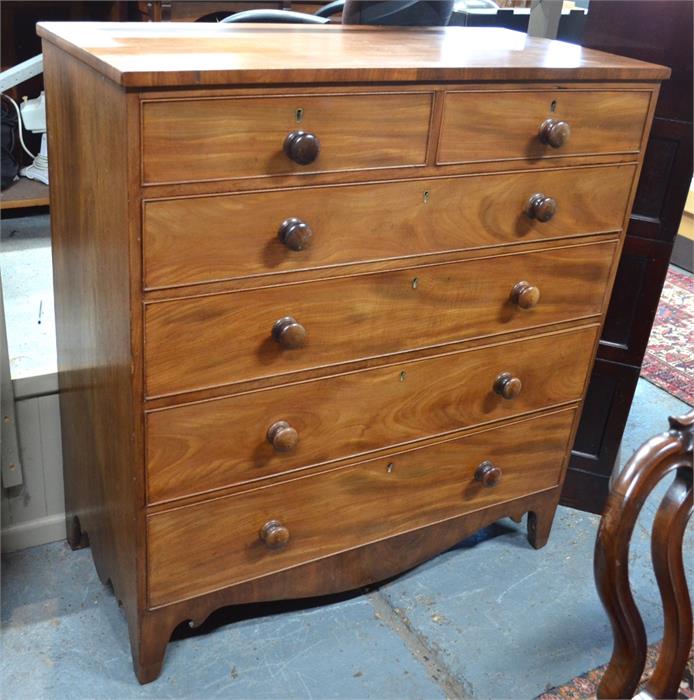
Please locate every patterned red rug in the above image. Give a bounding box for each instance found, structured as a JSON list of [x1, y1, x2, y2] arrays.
[[537, 641, 694, 699], [641, 266, 693, 406]]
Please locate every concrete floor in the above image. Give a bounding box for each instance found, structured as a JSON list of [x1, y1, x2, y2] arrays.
[[2, 379, 691, 699]]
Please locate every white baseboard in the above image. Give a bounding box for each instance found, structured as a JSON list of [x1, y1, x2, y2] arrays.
[[12, 372, 59, 400], [2, 374, 66, 553], [1, 512, 66, 553]]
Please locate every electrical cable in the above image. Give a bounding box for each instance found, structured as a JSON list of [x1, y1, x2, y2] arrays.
[[1, 93, 36, 159]]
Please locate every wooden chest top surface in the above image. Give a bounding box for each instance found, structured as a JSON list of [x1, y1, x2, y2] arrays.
[[36, 22, 669, 88]]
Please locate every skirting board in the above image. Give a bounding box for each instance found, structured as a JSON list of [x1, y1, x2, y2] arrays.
[[1, 373, 66, 554], [1, 513, 66, 553]]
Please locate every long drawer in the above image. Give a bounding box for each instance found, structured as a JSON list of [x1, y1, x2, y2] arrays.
[[143, 164, 634, 289], [146, 326, 597, 502], [142, 92, 433, 185], [438, 89, 650, 164], [144, 240, 616, 397], [147, 407, 577, 607]]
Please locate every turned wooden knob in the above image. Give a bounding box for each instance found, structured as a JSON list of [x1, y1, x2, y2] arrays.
[[510, 281, 541, 309], [260, 520, 290, 549], [526, 193, 557, 222], [494, 372, 522, 400], [475, 460, 502, 488], [272, 316, 306, 349], [538, 118, 570, 148], [283, 131, 320, 165], [267, 420, 298, 452], [278, 217, 314, 251]]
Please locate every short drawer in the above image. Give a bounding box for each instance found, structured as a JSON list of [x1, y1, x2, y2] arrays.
[[146, 325, 596, 502], [438, 89, 651, 165], [143, 164, 634, 289], [142, 92, 432, 185], [147, 407, 576, 607], [144, 240, 616, 397]]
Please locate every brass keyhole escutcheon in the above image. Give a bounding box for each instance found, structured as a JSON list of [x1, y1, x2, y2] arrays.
[[400, 371, 406, 382], [295, 107, 304, 123], [550, 99, 557, 113], [423, 190, 430, 203], [412, 277, 419, 289], [386, 463, 394, 474]]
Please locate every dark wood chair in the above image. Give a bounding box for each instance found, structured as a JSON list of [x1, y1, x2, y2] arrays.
[[594, 411, 693, 699]]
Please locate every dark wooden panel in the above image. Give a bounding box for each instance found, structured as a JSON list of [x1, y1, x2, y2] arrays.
[[630, 118, 693, 243], [563, 0, 693, 514], [565, 358, 640, 515], [598, 236, 672, 366], [572, 0, 692, 123]]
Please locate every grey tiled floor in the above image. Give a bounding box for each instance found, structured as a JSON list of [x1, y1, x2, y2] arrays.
[[2, 379, 691, 699]]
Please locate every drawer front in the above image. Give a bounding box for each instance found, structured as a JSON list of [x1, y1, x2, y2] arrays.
[[438, 90, 650, 165], [142, 93, 432, 184], [147, 326, 596, 502], [145, 241, 615, 397], [143, 164, 634, 289], [147, 408, 577, 607]]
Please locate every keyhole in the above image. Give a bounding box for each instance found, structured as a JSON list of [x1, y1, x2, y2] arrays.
[[412, 277, 419, 289], [295, 108, 304, 123], [423, 191, 430, 203], [550, 100, 557, 113], [400, 371, 406, 382], [386, 463, 394, 474]]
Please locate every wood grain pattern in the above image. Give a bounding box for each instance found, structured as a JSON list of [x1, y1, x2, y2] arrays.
[[143, 315, 606, 411], [142, 92, 432, 185], [594, 412, 693, 699], [146, 326, 597, 503], [42, 40, 142, 647], [438, 90, 651, 164], [147, 408, 577, 607], [137, 483, 562, 681], [140, 152, 643, 203], [144, 241, 615, 397], [36, 23, 670, 88], [143, 164, 634, 289], [644, 470, 693, 699], [39, 21, 665, 685]]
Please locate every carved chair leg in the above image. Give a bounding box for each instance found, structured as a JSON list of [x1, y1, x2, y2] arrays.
[[595, 411, 693, 700], [595, 456, 673, 699], [645, 468, 693, 699]]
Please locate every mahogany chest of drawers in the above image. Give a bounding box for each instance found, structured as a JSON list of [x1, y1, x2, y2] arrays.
[[38, 22, 667, 683]]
